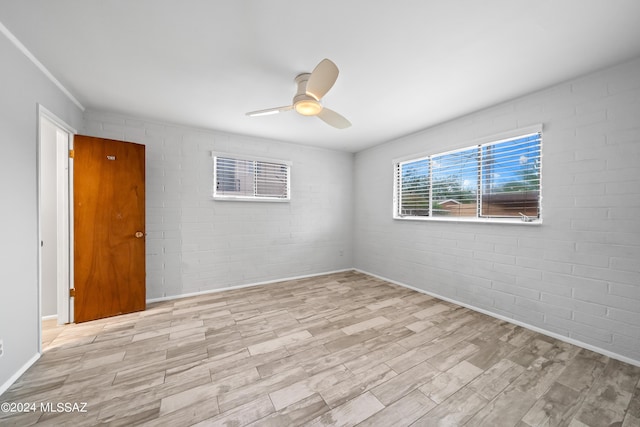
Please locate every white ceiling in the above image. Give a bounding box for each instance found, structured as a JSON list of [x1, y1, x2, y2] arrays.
[[2, 1, 640, 152]]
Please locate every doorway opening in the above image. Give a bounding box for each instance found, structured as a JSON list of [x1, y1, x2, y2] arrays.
[[37, 105, 75, 351]]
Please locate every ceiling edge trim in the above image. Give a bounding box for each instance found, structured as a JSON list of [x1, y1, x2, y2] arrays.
[[0, 20, 85, 112]]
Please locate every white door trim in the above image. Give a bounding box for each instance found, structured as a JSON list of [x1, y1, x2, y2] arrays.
[[37, 105, 76, 350]]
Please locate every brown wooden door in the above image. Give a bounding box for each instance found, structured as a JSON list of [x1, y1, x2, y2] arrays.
[[73, 135, 145, 323]]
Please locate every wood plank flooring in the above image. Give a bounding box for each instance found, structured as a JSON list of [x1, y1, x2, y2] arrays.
[[1, 271, 639, 426]]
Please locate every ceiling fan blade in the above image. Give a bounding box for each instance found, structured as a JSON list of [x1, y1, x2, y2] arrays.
[[317, 108, 351, 129], [306, 59, 339, 101], [246, 105, 292, 117]]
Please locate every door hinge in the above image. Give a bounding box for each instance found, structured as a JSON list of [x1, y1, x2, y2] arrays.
[[69, 149, 74, 158], [69, 288, 76, 298]]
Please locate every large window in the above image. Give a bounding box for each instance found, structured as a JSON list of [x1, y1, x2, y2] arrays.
[[394, 129, 542, 223], [213, 154, 291, 201]]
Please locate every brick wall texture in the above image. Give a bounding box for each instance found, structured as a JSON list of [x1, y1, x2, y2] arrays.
[[354, 57, 640, 362]]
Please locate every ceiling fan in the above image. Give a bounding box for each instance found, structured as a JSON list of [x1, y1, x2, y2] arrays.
[[246, 58, 351, 129]]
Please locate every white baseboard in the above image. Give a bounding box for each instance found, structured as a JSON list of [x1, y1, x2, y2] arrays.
[[354, 268, 640, 368], [0, 353, 40, 396], [146, 268, 354, 304], [41, 314, 58, 321]]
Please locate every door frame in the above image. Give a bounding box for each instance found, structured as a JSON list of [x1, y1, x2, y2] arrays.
[[37, 104, 76, 349]]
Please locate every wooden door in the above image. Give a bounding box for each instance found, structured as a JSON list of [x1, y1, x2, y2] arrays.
[[73, 135, 145, 323]]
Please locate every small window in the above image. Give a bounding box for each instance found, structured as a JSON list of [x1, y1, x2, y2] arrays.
[[394, 129, 542, 223], [213, 154, 290, 201]]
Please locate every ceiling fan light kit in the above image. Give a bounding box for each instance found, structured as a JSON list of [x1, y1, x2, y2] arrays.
[[295, 99, 322, 116], [246, 58, 351, 129]]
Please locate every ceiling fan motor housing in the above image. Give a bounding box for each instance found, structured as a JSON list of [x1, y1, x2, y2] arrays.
[[293, 73, 322, 115]]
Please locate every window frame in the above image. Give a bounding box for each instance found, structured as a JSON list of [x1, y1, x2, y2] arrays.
[[212, 152, 291, 202], [393, 125, 543, 224]]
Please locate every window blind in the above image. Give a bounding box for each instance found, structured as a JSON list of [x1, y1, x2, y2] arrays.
[[397, 157, 430, 217], [480, 132, 541, 218], [214, 155, 290, 201], [394, 130, 542, 222]]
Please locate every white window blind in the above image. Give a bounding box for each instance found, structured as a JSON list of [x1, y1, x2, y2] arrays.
[[394, 130, 542, 222], [431, 147, 478, 218], [213, 155, 290, 201], [480, 133, 541, 219], [397, 157, 430, 217]]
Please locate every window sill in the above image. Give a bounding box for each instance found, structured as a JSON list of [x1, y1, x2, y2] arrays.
[[393, 216, 542, 225], [213, 195, 290, 203]]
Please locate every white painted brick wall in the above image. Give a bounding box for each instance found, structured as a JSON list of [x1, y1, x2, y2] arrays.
[[354, 57, 640, 363], [82, 112, 354, 299]]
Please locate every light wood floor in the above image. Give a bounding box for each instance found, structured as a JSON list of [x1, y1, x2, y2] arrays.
[[1, 271, 639, 426]]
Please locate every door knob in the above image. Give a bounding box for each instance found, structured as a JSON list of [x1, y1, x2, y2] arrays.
[[135, 231, 144, 238]]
